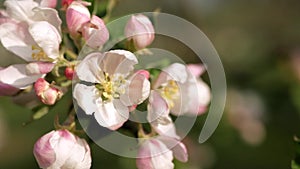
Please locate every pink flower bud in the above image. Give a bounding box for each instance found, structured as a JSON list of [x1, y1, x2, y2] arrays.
[[66, 1, 91, 37], [82, 15, 109, 48], [34, 129, 91, 169], [34, 78, 62, 105], [65, 66, 75, 80], [125, 14, 155, 50], [26, 62, 54, 75]]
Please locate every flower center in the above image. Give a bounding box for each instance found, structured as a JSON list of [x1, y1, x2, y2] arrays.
[[95, 72, 126, 102], [31, 45, 49, 61], [159, 80, 180, 108]]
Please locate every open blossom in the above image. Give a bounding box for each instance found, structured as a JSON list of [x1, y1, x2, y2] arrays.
[[73, 50, 150, 130], [147, 63, 210, 137], [125, 14, 155, 50], [0, 0, 62, 62], [0, 0, 62, 88], [137, 135, 188, 169], [33, 129, 91, 169]]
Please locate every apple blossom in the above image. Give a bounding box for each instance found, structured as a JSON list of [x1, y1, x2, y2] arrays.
[[73, 50, 150, 130], [125, 14, 155, 50], [33, 129, 91, 169], [34, 78, 62, 105], [150, 63, 210, 117], [0, 0, 62, 62]]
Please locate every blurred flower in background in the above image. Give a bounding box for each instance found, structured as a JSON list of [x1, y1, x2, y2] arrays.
[[226, 89, 266, 145]]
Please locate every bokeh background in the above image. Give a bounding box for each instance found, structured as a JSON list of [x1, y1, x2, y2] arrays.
[[1, 0, 300, 168]]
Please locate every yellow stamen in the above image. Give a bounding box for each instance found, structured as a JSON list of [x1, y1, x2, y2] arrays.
[[159, 80, 180, 108], [31, 45, 48, 61]]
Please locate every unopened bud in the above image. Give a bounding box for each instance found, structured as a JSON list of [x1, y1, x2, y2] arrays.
[[34, 78, 62, 105], [125, 14, 155, 50]]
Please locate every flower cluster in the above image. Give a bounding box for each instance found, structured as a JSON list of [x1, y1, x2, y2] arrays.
[[0, 0, 211, 168]]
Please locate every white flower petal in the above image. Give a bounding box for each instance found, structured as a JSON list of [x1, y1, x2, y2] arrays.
[[137, 138, 174, 169], [31, 7, 62, 34], [73, 84, 98, 115], [29, 21, 61, 60], [147, 90, 170, 123], [75, 52, 103, 83], [4, 0, 38, 22], [0, 22, 35, 61], [120, 73, 150, 106], [100, 50, 138, 77], [157, 135, 188, 162], [49, 130, 77, 168], [94, 99, 129, 130], [0, 64, 44, 89], [151, 116, 180, 140]]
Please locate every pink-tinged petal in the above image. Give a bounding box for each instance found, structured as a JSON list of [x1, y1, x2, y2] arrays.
[[137, 138, 174, 169], [4, 0, 38, 22], [73, 84, 98, 115], [93, 99, 129, 130], [120, 72, 150, 106], [40, 87, 62, 105], [49, 130, 77, 168], [33, 130, 56, 168], [82, 15, 109, 49], [157, 136, 188, 162], [34, 78, 49, 96], [26, 62, 54, 75], [0, 82, 19, 96], [39, 0, 57, 8], [100, 50, 138, 76], [0, 10, 13, 24], [147, 91, 169, 123], [66, 1, 90, 37], [154, 63, 188, 89], [135, 69, 150, 79], [187, 64, 205, 77], [192, 79, 211, 115], [29, 21, 61, 60], [75, 52, 103, 83], [125, 14, 155, 49], [0, 64, 44, 89], [151, 115, 180, 140], [0, 22, 35, 61], [31, 7, 62, 34]]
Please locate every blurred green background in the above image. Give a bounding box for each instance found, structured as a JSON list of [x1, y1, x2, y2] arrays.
[[1, 0, 300, 168]]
